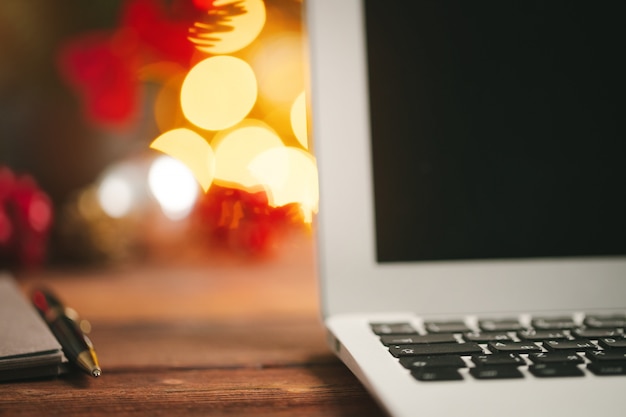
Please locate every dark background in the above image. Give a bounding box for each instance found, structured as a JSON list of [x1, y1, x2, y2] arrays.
[[0, 1, 134, 205]]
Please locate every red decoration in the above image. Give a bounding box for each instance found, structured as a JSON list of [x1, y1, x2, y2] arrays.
[[56, 0, 235, 129], [57, 31, 141, 128], [193, 185, 307, 255], [119, 0, 198, 67], [0, 167, 54, 268], [192, 0, 218, 11]]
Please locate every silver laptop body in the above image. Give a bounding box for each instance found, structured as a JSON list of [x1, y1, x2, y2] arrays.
[[306, 1, 626, 416]]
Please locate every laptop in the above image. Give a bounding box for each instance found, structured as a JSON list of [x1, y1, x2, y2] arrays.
[[305, 1, 626, 416]]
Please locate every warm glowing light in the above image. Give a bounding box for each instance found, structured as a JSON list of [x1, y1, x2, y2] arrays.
[[150, 128, 216, 192], [181, 56, 257, 131], [248, 147, 319, 223], [148, 155, 200, 220], [212, 119, 284, 191], [97, 163, 144, 218], [290, 91, 308, 149], [249, 33, 304, 105], [98, 176, 134, 218], [188, 0, 266, 55]]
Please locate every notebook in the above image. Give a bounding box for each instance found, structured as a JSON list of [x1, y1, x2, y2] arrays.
[[0, 273, 66, 382], [305, 1, 626, 416]]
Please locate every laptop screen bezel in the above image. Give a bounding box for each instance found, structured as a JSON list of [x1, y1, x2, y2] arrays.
[[306, 0, 626, 318]]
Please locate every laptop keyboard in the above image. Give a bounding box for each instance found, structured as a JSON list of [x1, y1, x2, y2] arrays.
[[371, 314, 626, 381]]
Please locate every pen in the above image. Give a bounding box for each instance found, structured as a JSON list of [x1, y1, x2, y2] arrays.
[[31, 288, 101, 377]]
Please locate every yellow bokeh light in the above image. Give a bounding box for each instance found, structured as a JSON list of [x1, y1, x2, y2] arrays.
[[248, 32, 304, 105], [248, 147, 319, 223], [149, 128, 215, 192], [180, 56, 257, 131], [290, 91, 308, 149], [212, 119, 284, 192], [188, 0, 266, 55]]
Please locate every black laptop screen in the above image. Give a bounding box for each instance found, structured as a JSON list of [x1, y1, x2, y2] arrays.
[[364, 1, 626, 262]]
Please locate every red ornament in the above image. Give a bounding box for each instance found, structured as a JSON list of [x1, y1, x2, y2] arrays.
[[56, 0, 201, 129], [192, 185, 307, 255], [57, 31, 141, 128], [0, 167, 53, 268], [56, 0, 254, 129]]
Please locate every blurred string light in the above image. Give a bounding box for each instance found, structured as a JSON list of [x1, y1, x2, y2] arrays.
[[180, 56, 258, 131], [150, 128, 216, 192], [97, 175, 135, 219], [96, 154, 201, 222], [53, 1, 314, 261], [290, 91, 308, 149], [188, 0, 267, 54], [148, 0, 318, 223], [248, 31, 304, 106], [248, 147, 318, 223], [212, 119, 283, 191], [97, 162, 146, 219], [148, 155, 200, 221]]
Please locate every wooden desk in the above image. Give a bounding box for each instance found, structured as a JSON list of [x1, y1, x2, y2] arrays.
[[1, 238, 385, 416]]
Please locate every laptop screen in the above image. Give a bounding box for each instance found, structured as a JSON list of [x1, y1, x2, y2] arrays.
[[365, 1, 626, 263]]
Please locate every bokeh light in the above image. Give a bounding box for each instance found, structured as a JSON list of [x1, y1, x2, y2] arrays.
[[290, 91, 308, 149], [212, 119, 284, 192], [148, 155, 200, 221], [180, 56, 258, 131], [248, 147, 318, 223], [248, 32, 304, 106], [188, 0, 266, 55], [150, 128, 216, 192], [97, 162, 145, 219], [98, 176, 134, 219]]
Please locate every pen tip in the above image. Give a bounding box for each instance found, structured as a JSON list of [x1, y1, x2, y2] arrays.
[[92, 368, 101, 377]]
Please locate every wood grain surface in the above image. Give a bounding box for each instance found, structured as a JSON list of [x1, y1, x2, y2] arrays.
[[0, 238, 386, 417]]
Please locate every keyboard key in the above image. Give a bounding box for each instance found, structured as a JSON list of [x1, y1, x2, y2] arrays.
[[471, 353, 525, 367], [597, 337, 626, 350], [380, 314, 626, 382], [529, 364, 584, 377], [529, 352, 584, 365], [488, 341, 542, 354], [586, 350, 626, 363], [587, 363, 626, 376], [389, 342, 483, 357], [463, 332, 511, 343], [584, 315, 626, 329], [370, 323, 417, 335], [400, 355, 466, 370], [469, 366, 524, 379], [424, 321, 471, 333], [585, 345, 626, 376], [532, 317, 578, 330], [478, 319, 524, 332], [380, 333, 456, 346], [571, 328, 623, 339], [412, 367, 463, 381], [543, 339, 597, 352], [517, 329, 569, 341]]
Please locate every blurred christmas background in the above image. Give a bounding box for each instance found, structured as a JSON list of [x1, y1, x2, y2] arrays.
[[0, 0, 317, 270]]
